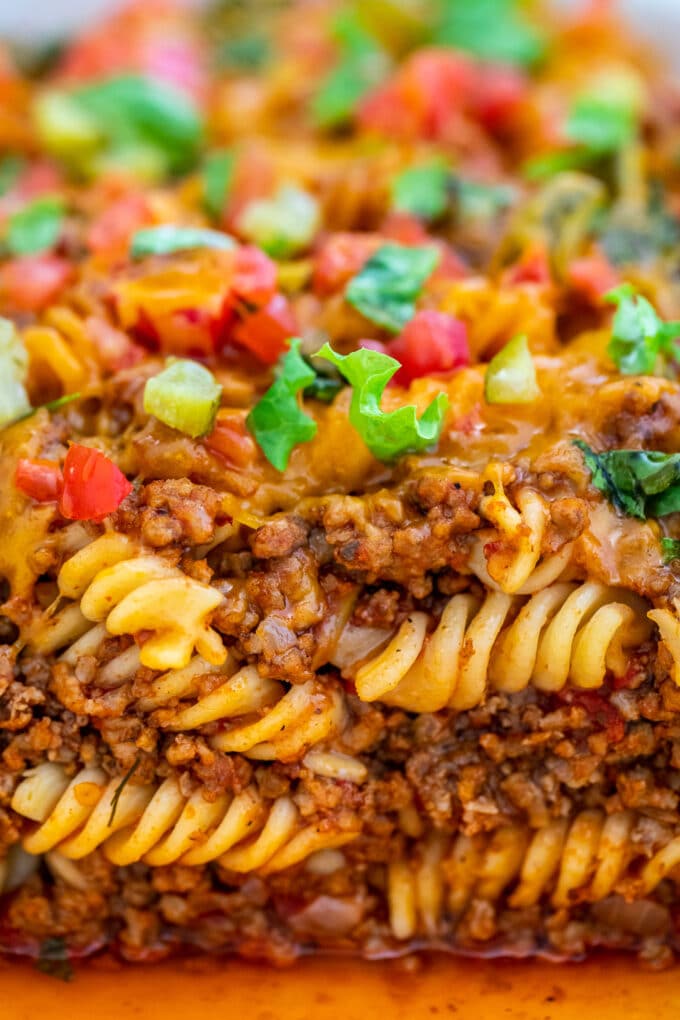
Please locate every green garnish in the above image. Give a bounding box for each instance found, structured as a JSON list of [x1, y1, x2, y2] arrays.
[[345, 242, 440, 333], [390, 162, 450, 222], [130, 225, 236, 259], [661, 537, 680, 563], [574, 440, 680, 519], [202, 149, 236, 220], [144, 359, 222, 438], [525, 78, 638, 181], [484, 334, 540, 404], [434, 0, 546, 69], [36, 936, 73, 983], [0, 155, 25, 196], [247, 338, 317, 471], [316, 343, 448, 461], [304, 372, 343, 404], [6, 196, 64, 256], [605, 284, 680, 375], [0, 318, 31, 428], [453, 177, 516, 221], [108, 755, 142, 827], [311, 9, 388, 129], [216, 33, 271, 70], [35, 75, 203, 180], [239, 185, 320, 258]]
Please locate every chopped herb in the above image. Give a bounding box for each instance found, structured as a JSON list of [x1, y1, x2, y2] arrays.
[[130, 224, 236, 259], [484, 334, 540, 404], [605, 284, 680, 375], [390, 162, 450, 222], [108, 755, 142, 827], [36, 937, 73, 982], [6, 195, 65, 256], [574, 440, 680, 519], [311, 9, 388, 129], [247, 338, 317, 470], [433, 0, 546, 69], [661, 537, 680, 563], [0, 155, 25, 196], [345, 242, 440, 333], [202, 149, 236, 220], [316, 343, 448, 461], [144, 359, 222, 438], [239, 185, 320, 258]]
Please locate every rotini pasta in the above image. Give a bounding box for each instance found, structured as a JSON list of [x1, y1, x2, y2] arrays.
[[347, 581, 652, 711], [11, 763, 360, 873], [387, 811, 680, 941], [2, 0, 680, 972]]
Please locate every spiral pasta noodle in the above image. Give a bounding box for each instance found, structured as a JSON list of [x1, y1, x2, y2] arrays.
[[30, 532, 227, 671], [11, 763, 360, 874], [387, 811, 680, 940], [348, 581, 652, 712]]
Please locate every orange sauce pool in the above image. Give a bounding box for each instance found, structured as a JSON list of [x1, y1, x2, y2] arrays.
[[2, 954, 680, 1019]]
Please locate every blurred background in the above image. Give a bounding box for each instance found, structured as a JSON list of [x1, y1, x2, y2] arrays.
[[1, 0, 680, 57]]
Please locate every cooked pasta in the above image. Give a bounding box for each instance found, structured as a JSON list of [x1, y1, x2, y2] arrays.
[[348, 582, 652, 711], [11, 763, 359, 872], [2, 0, 680, 972]]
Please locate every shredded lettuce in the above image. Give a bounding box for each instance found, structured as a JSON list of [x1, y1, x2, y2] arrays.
[[6, 196, 64, 256], [345, 242, 440, 333], [606, 284, 680, 375], [433, 0, 546, 69], [202, 149, 236, 220], [390, 162, 450, 222], [574, 440, 680, 519], [247, 339, 318, 470], [316, 343, 448, 461], [311, 9, 388, 129], [661, 537, 680, 563]]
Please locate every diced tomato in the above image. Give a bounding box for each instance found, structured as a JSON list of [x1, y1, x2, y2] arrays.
[[86, 193, 151, 255], [358, 49, 476, 142], [204, 408, 257, 469], [505, 245, 552, 285], [567, 251, 619, 303], [232, 246, 278, 308], [313, 233, 382, 296], [0, 255, 72, 313], [471, 66, 528, 134], [233, 293, 296, 365], [59, 444, 133, 521], [15, 458, 63, 503], [387, 310, 470, 384], [382, 212, 430, 245], [85, 316, 146, 372]]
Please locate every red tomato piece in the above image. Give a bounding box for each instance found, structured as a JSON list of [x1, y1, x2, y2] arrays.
[[59, 444, 133, 521], [567, 252, 619, 303], [505, 245, 552, 285], [0, 255, 72, 313], [14, 459, 63, 503], [232, 246, 278, 308], [387, 310, 471, 384], [359, 49, 476, 142], [233, 293, 296, 365], [86, 193, 151, 255], [205, 409, 257, 469], [312, 233, 382, 296], [471, 66, 528, 134]]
